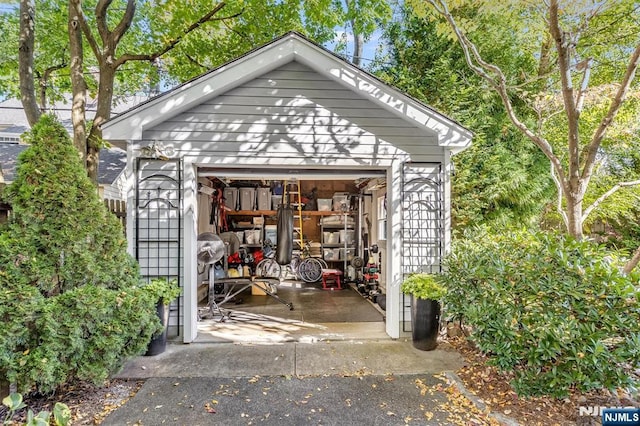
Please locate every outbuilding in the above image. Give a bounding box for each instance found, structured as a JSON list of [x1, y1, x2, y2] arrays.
[[102, 32, 472, 343]]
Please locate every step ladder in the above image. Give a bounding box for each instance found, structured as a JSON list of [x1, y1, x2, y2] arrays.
[[284, 180, 304, 250]]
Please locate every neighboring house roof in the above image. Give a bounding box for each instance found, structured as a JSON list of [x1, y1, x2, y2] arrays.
[[103, 31, 473, 153], [0, 143, 25, 182], [0, 94, 152, 149], [0, 143, 126, 186], [0, 94, 146, 185]]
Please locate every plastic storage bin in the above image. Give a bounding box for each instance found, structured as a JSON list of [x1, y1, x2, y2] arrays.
[[340, 248, 355, 261], [323, 231, 339, 244], [323, 248, 340, 260], [223, 187, 238, 210], [332, 192, 350, 211], [339, 229, 355, 244], [264, 225, 277, 245], [239, 188, 255, 210], [244, 229, 261, 245], [256, 188, 271, 211], [271, 195, 283, 210], [317, 199, 332, 211]]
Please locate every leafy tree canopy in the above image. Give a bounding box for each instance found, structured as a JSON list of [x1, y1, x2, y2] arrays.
[[375, 6, 555, 230]]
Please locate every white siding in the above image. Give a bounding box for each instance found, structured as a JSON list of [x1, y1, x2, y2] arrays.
[[141, 62, 441, 166]]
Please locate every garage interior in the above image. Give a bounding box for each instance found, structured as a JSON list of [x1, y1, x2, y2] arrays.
[[194, 169, 388, 342]]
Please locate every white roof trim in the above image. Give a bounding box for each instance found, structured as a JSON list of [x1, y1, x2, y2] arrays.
[[102, 33, 472, 153]]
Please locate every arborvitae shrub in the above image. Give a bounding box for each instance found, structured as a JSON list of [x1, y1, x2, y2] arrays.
[[0, 115, 163, 393]]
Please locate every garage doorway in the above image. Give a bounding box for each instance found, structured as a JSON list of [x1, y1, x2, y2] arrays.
[[193, 168, 387, 343]]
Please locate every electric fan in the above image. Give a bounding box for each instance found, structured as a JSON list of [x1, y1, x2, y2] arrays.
[[197, 232, 226, 291], [197, 232, 225, 266]]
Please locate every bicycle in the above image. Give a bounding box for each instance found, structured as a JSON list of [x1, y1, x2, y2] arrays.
[[255, 239, 327, 283]]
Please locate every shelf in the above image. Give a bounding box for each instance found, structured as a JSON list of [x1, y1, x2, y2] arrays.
[[227, 210, 354, 217]]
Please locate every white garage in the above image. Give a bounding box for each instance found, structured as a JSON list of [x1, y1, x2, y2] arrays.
[[102, 32, 472, 343]]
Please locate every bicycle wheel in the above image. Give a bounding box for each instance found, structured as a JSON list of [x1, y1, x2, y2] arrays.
[[256, 258, 282, 279], [298, 257, 323, 283], [289, 254, 302, 279]]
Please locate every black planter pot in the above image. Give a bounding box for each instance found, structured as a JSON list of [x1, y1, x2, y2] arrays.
[[410, 296, 440, 351], [145, 300, 169, 356]]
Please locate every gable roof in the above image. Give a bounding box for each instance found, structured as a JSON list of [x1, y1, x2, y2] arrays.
[[102, 32, 472, 153]]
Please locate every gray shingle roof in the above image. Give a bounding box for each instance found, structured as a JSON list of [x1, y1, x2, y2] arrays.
[[0, 143, 125, 185]]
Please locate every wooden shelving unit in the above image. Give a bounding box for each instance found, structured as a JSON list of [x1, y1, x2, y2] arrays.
[[227, 210, 354, 217]]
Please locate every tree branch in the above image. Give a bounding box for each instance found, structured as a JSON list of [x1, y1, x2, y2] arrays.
[[39, 62, 67, 110], [95, 0, 112, 46], [581, 42, 640, 180], [622, 245, 640, 274], [575, 58, 592, 114], [112, 0, 136, 46], [581, 179, 640, 224], [114, 2, 231, 67], [75, 2, 101, 60], [426, 0, 568, 188], [548, 0, 580, 183], [550, 161, 569, 228]]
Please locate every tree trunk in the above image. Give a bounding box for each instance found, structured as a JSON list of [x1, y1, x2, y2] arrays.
[[19, 0, 41, 127], [352, 31, 363, 66], [86, 63, 116, 183], [623, 246, 640, 275], [68, 0, 88, 166], [565, 193, 584, 240]]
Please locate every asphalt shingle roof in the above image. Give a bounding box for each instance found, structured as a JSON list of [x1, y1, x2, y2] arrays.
[[0, 143, 125, 185]]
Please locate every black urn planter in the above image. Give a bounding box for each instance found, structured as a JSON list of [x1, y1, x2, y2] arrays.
[[145, 300, 169, 356], [410, 296, 440, 351]]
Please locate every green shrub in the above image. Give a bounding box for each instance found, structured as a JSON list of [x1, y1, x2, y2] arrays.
[[7, 285, 162, 392], [442, 228, 640, 398], [401, 273, 447, 300], [0, 115, 165, 393], [0, 114, 139, 295]]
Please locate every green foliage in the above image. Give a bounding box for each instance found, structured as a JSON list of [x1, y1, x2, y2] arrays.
[[0, 114, 161, 393], [1, 114, 139, 295], [2, 392, 71, 426], [142, 278, 181, 306], [401, 273, 446, 300], [3, 285, 161, 393], [375, 7, 555, 231], [441, 229, 640, 397]]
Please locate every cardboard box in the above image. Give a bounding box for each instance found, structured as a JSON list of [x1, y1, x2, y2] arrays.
[[252, 281, 270, 296]]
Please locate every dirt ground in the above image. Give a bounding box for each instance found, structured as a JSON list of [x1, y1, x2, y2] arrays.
[[3, 338, 638, 425], [445, 336, 640, 426]]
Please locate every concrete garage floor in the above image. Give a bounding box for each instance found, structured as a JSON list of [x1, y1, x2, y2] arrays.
[[194, 281, 390, 344]]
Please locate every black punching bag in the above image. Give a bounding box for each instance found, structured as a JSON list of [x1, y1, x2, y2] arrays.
[[276, 204, 293, 265]]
